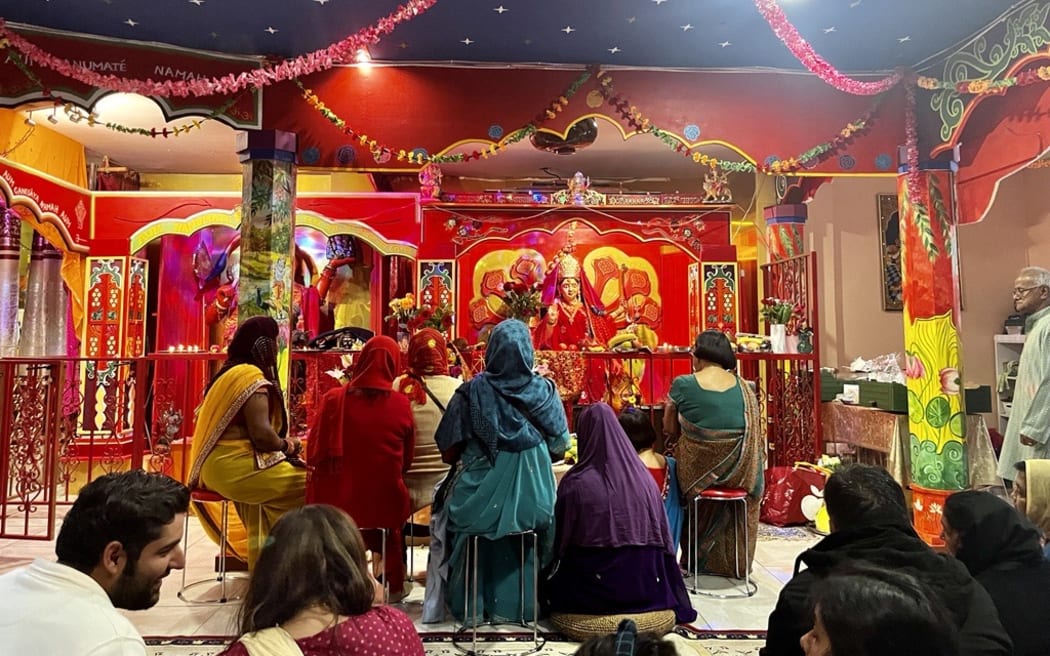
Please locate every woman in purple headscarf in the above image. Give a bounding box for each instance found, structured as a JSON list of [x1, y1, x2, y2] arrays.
[[546, 403, 696, 624]]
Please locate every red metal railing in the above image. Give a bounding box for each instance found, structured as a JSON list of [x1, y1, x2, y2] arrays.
[[0, 350, 352, 540]]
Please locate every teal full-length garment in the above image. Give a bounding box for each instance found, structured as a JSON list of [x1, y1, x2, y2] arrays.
[[434, 320, 570, 624]]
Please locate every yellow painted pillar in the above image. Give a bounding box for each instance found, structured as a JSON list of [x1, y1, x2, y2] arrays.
[[898, 163, 966, 545]]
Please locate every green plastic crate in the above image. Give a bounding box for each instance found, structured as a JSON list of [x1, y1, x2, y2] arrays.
[[820, 371, 844, 402], [858, 380, 908, 413]]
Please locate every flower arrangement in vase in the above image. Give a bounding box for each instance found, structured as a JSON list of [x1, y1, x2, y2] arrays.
[[501, 281, 543, 323], [384, 292, 418, 330], [409, 300, 454, 332], [759, 297, 796, 325], [760, 297, 796, 354]]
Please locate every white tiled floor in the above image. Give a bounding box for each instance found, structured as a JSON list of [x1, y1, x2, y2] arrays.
[[0, 509, 818, 638]]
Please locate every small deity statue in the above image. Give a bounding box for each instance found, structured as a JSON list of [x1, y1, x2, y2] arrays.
[[419, 162, 443, 202], [702, 167, 732, 203], [568, 171, 590, 205]]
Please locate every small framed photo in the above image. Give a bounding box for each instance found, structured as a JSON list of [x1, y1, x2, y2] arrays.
[[877, 194, 903, 312]]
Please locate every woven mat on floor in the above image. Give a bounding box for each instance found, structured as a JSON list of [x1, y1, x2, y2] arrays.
[[146, 629, 766, 656]]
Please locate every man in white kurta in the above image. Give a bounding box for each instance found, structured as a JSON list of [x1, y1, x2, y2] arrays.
[[0, 471, 187, 655], [999, 267, 1050, 483]]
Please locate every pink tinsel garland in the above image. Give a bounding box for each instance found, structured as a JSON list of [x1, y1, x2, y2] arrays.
[[754, 0, 901, 96], [0, 0, 436, 98]]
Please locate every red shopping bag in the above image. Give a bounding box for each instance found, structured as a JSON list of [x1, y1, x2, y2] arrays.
[[760, 463, 829, 527]]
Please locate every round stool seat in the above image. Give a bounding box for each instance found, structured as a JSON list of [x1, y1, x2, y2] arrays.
[[699, 486, 747, 500], [551, 610, 676, 642], [190, 489, 227, 504]]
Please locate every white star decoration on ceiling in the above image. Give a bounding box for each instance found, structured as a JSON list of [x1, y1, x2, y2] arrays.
[[681, 24, 694, 32], [461, 37, 474, 45], [653, 0, 667, 4], [719, 40, 731, 48], [898, 35, 911, 42], [188, 0, 204, 5], [314, 0, 330, 4], [265, 26, 278, 34], [494, 5, 508, 13], [823, 27, 836, 34], [562, 26, 576, 34], [608, 46, 621, 53], [124, 19, 138, 27], [850, 0, 863, 6], [627, 17, 636, 23]]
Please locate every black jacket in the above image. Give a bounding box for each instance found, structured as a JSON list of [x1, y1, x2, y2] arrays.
[[760, 522, 1012, 656], [946, 490, 1050, 656]]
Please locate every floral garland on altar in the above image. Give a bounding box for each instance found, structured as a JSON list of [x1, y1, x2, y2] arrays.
[[0, 0, 436, 98], [753, 0, 902, 96]]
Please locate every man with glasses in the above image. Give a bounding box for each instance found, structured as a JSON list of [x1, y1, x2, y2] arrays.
[[999, 267, 1050, 484]]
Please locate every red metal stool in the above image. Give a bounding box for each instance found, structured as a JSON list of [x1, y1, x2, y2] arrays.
[[688, 486, 757, 599], [178, 488, 247, 604]]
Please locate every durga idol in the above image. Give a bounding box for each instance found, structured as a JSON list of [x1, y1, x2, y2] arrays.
[[533, 250, 621, 350]]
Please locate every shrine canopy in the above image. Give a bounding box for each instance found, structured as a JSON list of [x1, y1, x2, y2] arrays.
[[265, 66, 905, 176]]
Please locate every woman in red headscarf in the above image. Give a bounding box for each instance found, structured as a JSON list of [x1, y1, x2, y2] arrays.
[[394, 328, 462, 513], [307, 335, 416, 600]]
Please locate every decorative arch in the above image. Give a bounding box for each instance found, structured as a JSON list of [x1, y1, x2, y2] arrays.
[[0, 175, 89, 254], [296, 210, 417, 258]]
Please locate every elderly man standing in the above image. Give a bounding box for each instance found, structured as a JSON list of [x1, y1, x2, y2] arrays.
[[999, 267, 1050, 484]]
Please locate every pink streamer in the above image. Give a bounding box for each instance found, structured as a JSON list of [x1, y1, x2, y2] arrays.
[[0, 0, 437, 98], [754, 0, 902, 96]]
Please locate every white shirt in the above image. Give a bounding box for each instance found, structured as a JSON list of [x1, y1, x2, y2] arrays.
[[0, 558, 146, 655]]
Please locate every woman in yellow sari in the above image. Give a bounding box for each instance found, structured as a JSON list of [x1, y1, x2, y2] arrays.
[[188, 316, 307, 568]]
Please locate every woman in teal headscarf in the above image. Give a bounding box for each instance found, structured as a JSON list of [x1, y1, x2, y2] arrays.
[[434, 319, 570, 625]]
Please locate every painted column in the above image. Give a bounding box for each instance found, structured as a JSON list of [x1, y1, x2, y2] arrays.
[[0, 204, 20, 356], [764, 203, 807, 262], [235, 130, 298, 389], [898, 163, 966, 545]]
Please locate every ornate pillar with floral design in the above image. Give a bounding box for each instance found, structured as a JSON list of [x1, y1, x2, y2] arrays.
[[898, 162, 966, 545], [236, 130, 298, 389], [764, 203, 807, 262]]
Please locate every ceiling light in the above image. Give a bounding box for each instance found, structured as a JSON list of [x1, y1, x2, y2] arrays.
[[354, 48, 371, 64], [47, 107, 59, 125], [24, 111, 36, 127]]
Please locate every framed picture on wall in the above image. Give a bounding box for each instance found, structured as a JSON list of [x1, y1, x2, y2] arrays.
[[877, 194, 903, 311]]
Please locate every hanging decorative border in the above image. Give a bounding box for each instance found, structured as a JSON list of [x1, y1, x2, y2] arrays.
[[8, 50, 240, 138], [301, 63, 882, 174], [296, 67, 593, 165], [0, 0, 436, 98], [594, 69, 884, 175], [753, 0, 902, 96]]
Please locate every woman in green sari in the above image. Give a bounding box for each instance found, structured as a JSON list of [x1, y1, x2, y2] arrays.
[[434, 319, 570, 625], [663, 330, 764, 578]]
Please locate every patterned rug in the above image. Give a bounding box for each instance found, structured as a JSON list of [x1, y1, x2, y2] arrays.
[[756, 523, 819, 541], [145, 629, 766, 656]]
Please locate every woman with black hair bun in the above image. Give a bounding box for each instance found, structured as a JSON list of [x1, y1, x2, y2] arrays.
[[662, 330, 764, 578]]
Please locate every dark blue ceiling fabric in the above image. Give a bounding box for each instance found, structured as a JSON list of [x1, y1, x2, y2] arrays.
[[0, 0, 1026, 72]]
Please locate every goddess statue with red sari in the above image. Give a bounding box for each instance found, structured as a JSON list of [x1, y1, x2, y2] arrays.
[[533, 248, 621, 350]]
